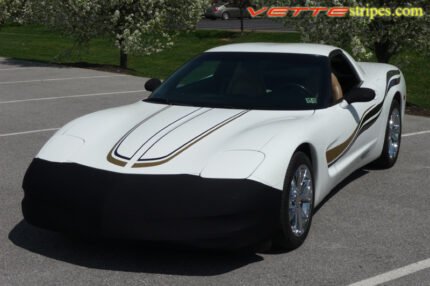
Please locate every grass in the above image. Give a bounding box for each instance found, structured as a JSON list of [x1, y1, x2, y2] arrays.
[[0, 25, 428, 110], [391, 53, 430, 111], [0, 25, 300, 78]]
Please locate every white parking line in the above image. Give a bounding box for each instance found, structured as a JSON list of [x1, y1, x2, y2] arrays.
[[402, 130, 430, 137], [0, 74, 126, 85], [0, 89, 146, 104], [0, 67, 39, 71], [0, 128, 59, 138], [348, 258, 430, 286]]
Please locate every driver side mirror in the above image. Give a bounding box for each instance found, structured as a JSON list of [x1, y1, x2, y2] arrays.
[[145, 78, 162, 92], [344, 87, 376, 104]]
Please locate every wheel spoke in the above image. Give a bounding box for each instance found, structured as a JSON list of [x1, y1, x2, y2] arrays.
[[301, 203, 311, 219], [300, 208, 309, 230], [300, 182, 312, 203], [392, 124, 400, 132], [289, 206, 296, 226], [290, 179, 298, 202], [296, 205, 303, 233], [299, 168, 307, 187]]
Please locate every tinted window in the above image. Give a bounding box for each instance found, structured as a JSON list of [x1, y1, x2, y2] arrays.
[[147, 52, 331, 110], [330, 52, 361, 93]]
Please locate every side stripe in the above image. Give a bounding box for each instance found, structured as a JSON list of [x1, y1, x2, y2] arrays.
[[326, 104, 376, 166], [326, 69, 400, 166], [385, 70, 401, 98]]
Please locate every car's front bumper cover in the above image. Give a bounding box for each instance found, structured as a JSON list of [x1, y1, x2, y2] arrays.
[[22, 159, 281, 249]]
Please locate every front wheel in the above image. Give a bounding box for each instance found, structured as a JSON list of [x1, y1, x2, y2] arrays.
[[273, 152, 314, 251], [373, 99, 402, 168]]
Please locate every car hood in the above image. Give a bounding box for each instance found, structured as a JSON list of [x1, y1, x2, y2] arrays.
[[38, 101, 314, 175]]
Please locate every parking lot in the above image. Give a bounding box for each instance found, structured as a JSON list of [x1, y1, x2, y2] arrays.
[[0, 57, 429, 286]]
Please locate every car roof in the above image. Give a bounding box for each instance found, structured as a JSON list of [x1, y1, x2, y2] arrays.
[[205, 43, 339, 57]]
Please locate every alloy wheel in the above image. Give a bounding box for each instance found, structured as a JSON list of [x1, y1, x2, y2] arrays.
[[388, 107, 401, 159], [288, 164, 313, 237]]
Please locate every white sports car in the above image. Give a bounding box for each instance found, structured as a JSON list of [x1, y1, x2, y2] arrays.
[[22, 43, 406, 250]]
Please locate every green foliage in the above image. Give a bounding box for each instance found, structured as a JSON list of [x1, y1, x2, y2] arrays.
[[0, 0, 26, 26], [267, 0, 430, 63], [25, 0, 206, 58]]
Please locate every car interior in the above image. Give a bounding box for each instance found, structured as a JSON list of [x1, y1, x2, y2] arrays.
[[171, 58, 327, 110], [331, 73, 344, 103], [330, 52, 361, 104]]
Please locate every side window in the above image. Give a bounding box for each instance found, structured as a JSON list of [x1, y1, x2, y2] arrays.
[[177, 61, 219, 88], [330, 52, 360, 94]]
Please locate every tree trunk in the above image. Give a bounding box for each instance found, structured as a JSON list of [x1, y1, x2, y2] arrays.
[[374, 40, 392, 63], [120, 48, 128, 69]]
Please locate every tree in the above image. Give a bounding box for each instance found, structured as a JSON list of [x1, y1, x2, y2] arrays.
[[108, 0, 206, 68], [0, 0, 7, 26], [0, 0, 26, 27], [27, 0, 206, 68], [270, 0, 430, 63]]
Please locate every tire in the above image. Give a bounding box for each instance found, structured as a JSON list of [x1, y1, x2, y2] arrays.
[[273, 152, 315, 251], [222, 12, 230, 20], [373, 99, 402, 168]]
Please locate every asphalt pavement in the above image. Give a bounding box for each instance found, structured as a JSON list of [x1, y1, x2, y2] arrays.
[[0, 57, 429, 286]]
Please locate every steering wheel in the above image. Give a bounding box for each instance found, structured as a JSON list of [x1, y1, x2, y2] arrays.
[[279, 83, 314, 98]]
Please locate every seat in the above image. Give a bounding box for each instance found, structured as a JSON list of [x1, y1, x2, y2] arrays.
[[331, 73, 343, 103], [227, 63, 266, 97]]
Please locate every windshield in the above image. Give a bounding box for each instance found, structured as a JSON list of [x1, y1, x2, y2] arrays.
[[147, 52, 331, 110]]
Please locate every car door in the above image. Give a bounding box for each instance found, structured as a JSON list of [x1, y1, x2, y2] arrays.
[[325, 50, 378, 177]]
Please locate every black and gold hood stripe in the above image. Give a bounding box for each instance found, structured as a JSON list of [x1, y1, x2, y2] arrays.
[[107, 106, 171, 167], [107, 108, 249, 168], [132, 110, 249, 168]]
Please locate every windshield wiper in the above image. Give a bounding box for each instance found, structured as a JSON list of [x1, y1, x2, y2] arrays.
[[145, 97, 204, 107], [144, 97, 171, 104]]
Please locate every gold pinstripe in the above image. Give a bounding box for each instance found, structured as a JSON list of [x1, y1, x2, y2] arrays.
[[326, 105, 376, 165], [132, 111, 248, 168]]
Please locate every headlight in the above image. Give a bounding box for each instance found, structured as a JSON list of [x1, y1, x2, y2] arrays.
[[201, 150, 265, 179]]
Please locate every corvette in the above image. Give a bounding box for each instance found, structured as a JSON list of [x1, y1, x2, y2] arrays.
[[22, 43, 406, 250]]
